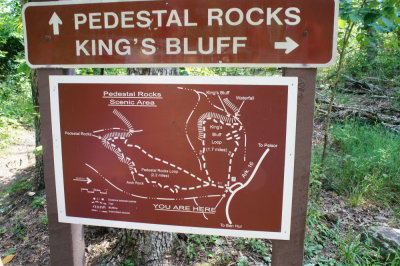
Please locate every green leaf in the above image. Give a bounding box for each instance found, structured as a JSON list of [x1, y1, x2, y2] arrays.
[[17, 61, 31, 76], [355, 33, 365, 43], [380, 17, 394, 28], [34, 145, 43, 155], [372, 24, 386, 33], [349, 13, 362, 23], [338, 19, 348, 29], [363, 12, 381, 26]]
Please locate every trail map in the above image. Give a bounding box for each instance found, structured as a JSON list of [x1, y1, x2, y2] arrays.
[[51, 76, 297, 239]]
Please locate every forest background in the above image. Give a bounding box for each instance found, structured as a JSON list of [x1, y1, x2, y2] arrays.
[[0, 0, 399, 265]]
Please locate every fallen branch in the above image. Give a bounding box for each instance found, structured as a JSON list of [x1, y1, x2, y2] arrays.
[[343, 75, 384, 94], [316, 98, 400, 130]]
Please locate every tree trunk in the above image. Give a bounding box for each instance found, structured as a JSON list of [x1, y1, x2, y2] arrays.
[[107, 67, 178, 265], [109, 229, 175, 265], [22, 0, 44, 192], [30, 69, 45, 190], [366, 27, 378, 63], [129, 230, 174, 265]]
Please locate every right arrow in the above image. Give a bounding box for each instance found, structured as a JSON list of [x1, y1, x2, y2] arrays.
[[274, 37, 299, 54], [73, 177, 92, 184], [49, 12, 62, 35]]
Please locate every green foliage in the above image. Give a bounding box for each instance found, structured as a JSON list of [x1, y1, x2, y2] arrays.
[[307, 143, 400, 265], [305, 200, 399, 265], [233, 238, 269, 256], [4, 177, 31, 197], [0, 1, 34, 150], [334, 229, 371, 264], [0, 0, 25, 80], [75, 68, 127, 76], [4, 248, 16, 256], [340, 0, 399, 33], [181, 67, 279, 77], [333, 226, 400, 265], [31, 195, 46, 209], [0, 63, 34, 151], [39, 215, 48, 227], [342, 33, 400, 85], [0, 74, 34, 123], [10, 216, 26, 239], [0, 81, 34, 119], [320, 31, 399, 93], [308, 160, 325, 199], [237, 256, 249, 266], [183, 234, 218, 262], [323, 122, 400, 211], [122, 258, 135, 266], [0, 0, 36, 149], [214, 254, 228, 264], [33, 145, 43, 155], [0, 117, 18, 149], [304, 200, 334, 264], [322, 0, 400, 92]]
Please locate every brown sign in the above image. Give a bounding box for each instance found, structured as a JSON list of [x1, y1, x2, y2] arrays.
[[50, 76, 297, 239], [24, 0, 338, 68]]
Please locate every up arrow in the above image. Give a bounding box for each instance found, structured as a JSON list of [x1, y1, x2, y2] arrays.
[[274, 37, 299, 54], [49, 12, 62, 35]]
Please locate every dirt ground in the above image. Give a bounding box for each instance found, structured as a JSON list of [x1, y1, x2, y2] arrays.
[[0, 129, 50, 265], [0, 129, 35, 189]]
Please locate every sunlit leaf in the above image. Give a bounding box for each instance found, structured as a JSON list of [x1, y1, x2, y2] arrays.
[[338, 19, 348, 29], [355, 33, 365, 43], [2, 254, 15, 264]]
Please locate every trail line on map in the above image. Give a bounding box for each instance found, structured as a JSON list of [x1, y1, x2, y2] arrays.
[[85, 163, 224, 202], [225, 148, 270, 224]]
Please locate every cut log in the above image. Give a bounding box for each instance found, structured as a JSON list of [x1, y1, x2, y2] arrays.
[[343, 75, 384, 94]]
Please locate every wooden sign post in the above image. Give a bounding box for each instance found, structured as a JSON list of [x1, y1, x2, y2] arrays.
[[38, 69, 86, 265], [272, 68, 317, 265]]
